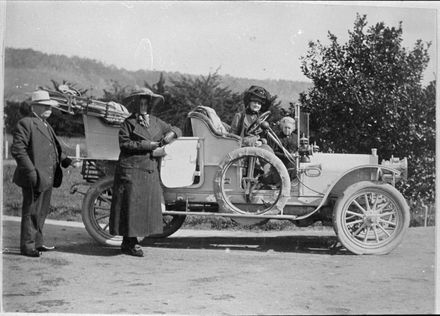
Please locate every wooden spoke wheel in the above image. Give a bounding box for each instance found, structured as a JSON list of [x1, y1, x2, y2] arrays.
[[82, 176, 185, 246], [333, 181, 410, 255]]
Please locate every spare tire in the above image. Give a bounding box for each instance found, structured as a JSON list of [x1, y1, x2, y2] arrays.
[[214, 147, 291, 217]]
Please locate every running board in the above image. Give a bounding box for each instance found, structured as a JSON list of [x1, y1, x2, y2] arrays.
[[163, 210, 299, 220]]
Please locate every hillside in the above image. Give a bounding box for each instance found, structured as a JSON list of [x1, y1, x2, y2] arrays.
[[4, 47, 312, 108]]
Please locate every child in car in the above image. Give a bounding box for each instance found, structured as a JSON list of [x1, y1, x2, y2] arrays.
[[271, 116, 298, 179]]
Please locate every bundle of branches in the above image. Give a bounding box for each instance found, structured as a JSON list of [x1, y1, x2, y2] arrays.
[[44, 88, 130, 125]]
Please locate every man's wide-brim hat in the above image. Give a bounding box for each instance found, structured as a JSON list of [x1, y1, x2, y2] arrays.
[[31, 90, 58, 107], [123, 87, 165, 108]]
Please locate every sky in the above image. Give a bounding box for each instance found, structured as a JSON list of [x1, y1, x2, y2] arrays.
[[3, 1, 438, 84]]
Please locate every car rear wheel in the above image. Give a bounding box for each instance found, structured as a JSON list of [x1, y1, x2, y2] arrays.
[[82, 176, 185, 246], [333, 181, 410, 255]]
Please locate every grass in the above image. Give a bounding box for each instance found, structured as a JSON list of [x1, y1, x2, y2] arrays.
[[409, 202, 436, 227], [3, 162, 85, 222], [3, 134, 87, 222]]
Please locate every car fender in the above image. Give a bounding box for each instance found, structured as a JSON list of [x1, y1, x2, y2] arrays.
[[308, 164, 403, 215]]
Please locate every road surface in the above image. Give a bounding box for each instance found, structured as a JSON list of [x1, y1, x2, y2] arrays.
[[1, 216, 436, 314]]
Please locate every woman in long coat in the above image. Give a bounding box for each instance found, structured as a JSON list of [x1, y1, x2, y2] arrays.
[[109, 88, 181, 257]]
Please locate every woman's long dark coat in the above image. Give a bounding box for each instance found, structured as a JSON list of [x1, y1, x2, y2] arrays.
[[109, 115, 181, 237]]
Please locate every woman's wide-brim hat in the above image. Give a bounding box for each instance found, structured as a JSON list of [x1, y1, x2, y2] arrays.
[[31, 90, 59, 107], [123, 88, 165, 108], [243, 85, 271, 111]]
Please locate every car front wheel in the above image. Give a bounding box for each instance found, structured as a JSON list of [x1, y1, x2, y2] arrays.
[[333, 181, 410, 255]]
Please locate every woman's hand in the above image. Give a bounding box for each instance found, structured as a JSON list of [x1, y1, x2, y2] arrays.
[[150, 141, 160, 150], [152, 147, 167, 157]]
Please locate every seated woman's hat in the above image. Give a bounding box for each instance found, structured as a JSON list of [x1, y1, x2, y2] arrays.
[[244, 86, 269, 104], [31, 90, 58, 107], [243, 85, 272, 112]]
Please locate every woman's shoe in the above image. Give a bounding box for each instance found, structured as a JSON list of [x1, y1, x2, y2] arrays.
[[121, 244, 144, 257], [37, 245, 56, 252], [21, 249, 40, 257]]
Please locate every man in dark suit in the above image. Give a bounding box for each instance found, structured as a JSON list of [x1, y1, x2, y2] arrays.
[[11, 90, 72, 257]]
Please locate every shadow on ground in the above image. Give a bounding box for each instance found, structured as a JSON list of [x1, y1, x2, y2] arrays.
[[3, 218, 349, 257], [140, 234, 349, 255], [1, 244, 121, 258]]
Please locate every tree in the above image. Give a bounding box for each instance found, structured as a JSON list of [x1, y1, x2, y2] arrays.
[[398, 79, 436, 203], [4, 101, 24, 134], [157, 71, 243, 129], [156, 71, 284, 131], [299, 14, 435, 203], [100, 80, 131, 103], [147, 72, 167, 94]]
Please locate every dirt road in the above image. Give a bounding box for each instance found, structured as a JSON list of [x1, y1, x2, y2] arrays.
[[2, 216, 436, 315]]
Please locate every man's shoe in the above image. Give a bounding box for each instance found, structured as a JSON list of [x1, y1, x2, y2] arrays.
[[121, 244, 144, 257], [36, 245, 56, 252], [21, 249, 40, 257]]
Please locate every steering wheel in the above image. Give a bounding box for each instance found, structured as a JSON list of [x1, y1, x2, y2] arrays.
[[246, 111, 271, 135]]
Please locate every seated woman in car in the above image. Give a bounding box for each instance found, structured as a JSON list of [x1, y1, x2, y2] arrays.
[[230, 85, 273, 149]]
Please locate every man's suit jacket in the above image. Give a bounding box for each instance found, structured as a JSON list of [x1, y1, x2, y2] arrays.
[[11, 115, 70, 192]]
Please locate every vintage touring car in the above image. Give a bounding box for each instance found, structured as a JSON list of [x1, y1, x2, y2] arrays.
[[48, 87, 410, 255]]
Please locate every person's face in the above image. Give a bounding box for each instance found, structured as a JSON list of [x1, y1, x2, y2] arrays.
[[282, 124, 295, 136], [249, 100, 262, 113], [139, 97, 149, 115], [33, 104, 52, 119]]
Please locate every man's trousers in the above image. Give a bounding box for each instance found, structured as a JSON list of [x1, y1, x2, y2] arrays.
[[20, 186, 52, 253]]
